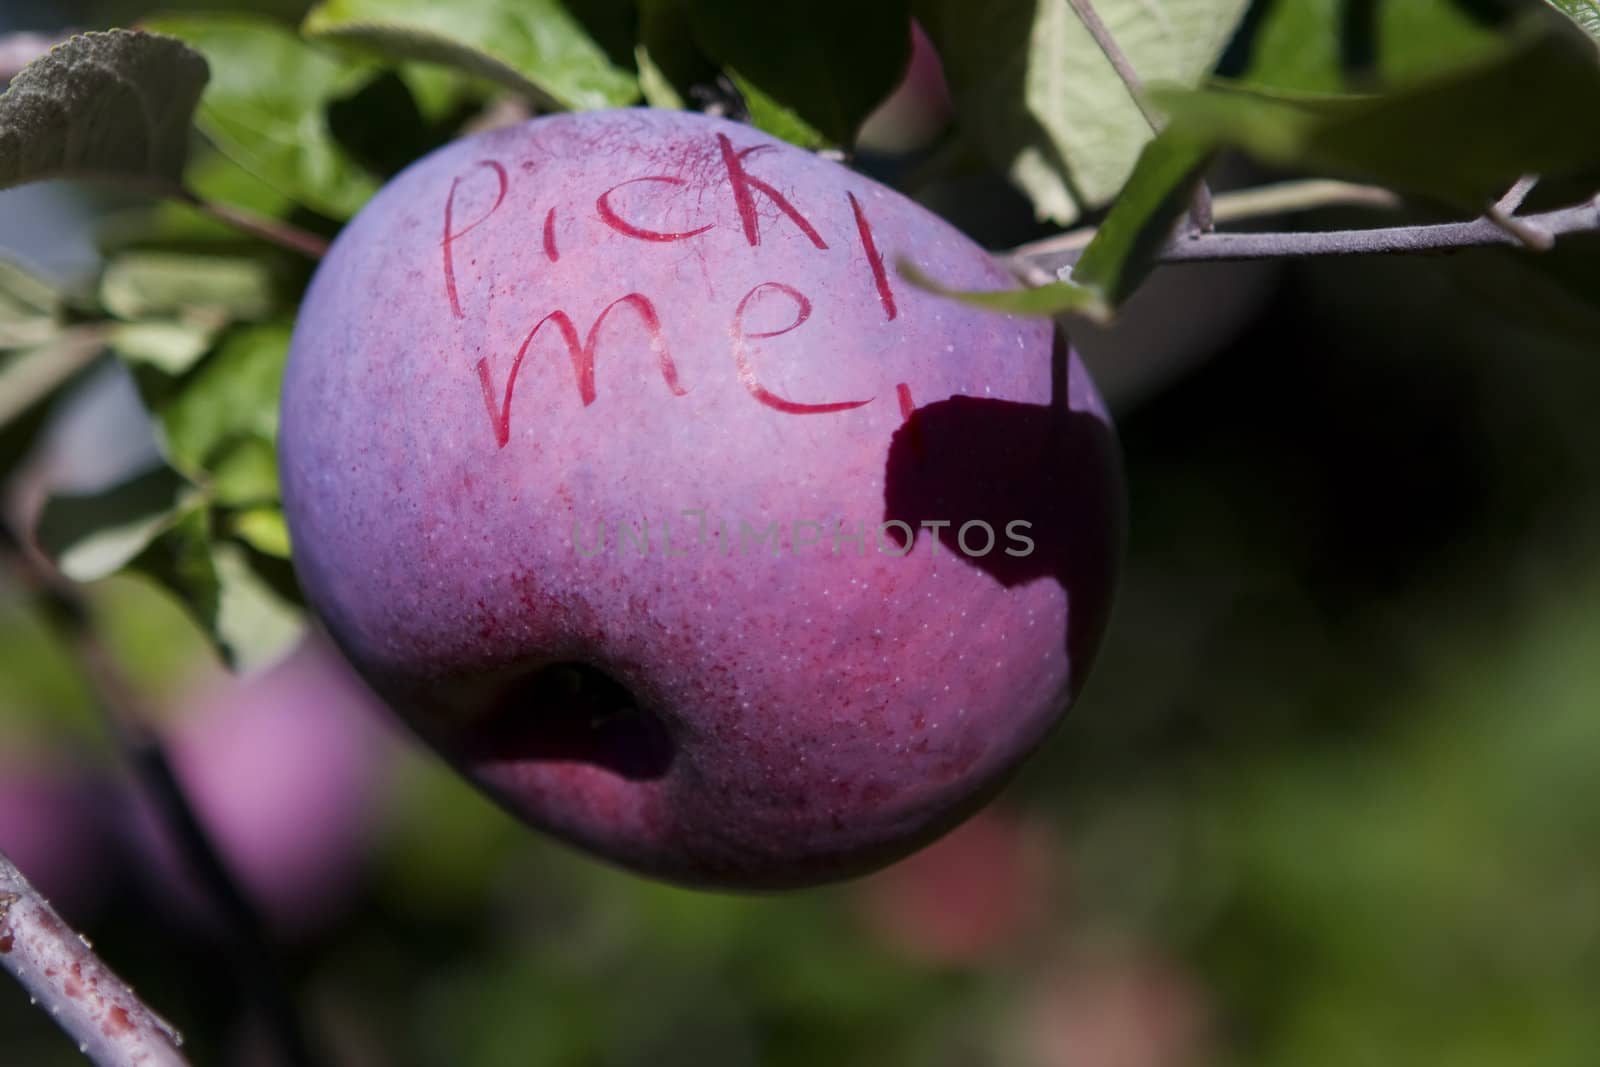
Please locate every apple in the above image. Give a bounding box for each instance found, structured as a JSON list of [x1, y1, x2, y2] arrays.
[[855, 806, 1057, 964], [1017, 948, 1212, 1067], [279, 107, 1122, 888], [857, 21, 954, 156], [120, 636, 395, 934], [0, 757, 109, 919]]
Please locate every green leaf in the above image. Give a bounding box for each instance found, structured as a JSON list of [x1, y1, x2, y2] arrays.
[[0, 30, 208, 192], [230, 506, 292, 558], [301, 0, 639, 110], [917, 0, 1248, 223], [0, 326, 108, 432], [0, 258, 62, 324], [0, 258, 65, 351], [142, 14, 380, 220], [108, 321, 218, 375], [153, 323, 290, 490], [1548, 0, 1600, 42], [1072, 131, 1213, 306], [1236, 0, 1510, 92], [35, 463, 202, 582], [634, 44, 686, 110], [1157, 19, 1600, 207], [730, 72, 828, 149], [207, 436, 281, 506], [897, 258, 1110, 321], [677, 0, 911, 145], [99, 251, 276, 323], [124, 507, 304, 672], [209, 540, 304, 671], [97, 147, 302, 251]]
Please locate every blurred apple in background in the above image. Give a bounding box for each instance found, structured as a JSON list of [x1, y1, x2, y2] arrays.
[[857, 22, 953, 157], [119, 635, 399, 936], [1016, 944, 1213, 1067], [855, 806, 1058, 966], [0, 753, 111, 918]]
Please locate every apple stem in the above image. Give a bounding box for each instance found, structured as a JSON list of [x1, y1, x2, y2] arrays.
[[1, 848, 191, 1067], [0, 534, 325, 1067]]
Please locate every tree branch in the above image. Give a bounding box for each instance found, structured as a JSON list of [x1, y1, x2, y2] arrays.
[[1010, 179, 1404, 266], [1, 536, 324, 1067], [1, 849, 190, 1067], [1146, 195, 1600, 264], [1008, 183, 1600, 279]]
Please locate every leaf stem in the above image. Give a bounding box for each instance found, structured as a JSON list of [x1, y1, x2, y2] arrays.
[[1, 848, 191, 1067], [178, 189, 329, 260]]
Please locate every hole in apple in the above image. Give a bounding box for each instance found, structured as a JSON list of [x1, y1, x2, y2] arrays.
[[459, 661, 675, 781]]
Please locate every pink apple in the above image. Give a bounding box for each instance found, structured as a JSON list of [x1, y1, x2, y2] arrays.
[[280, 108, 1122, 888], [121, 637, 395, 933], [855, 806, 1057, 963], [0, 757, 109, 919], [858, 21, 954, 155]]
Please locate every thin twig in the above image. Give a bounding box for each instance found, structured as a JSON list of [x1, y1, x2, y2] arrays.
[[1, 849, 190, 1067], [1484, 206, 1554, 251], [1013, 195, 1600, 276], [1153, 196, 1599, 262], [1, 538, 324, 1067], [1188, 182, 1215, 234], [1484, 175, 1552, 250], [179, 190, 329, 260], [1010, 178, 1404, 265], [1060, 0, 1162, 131], [1494, 174, 1540, 215]]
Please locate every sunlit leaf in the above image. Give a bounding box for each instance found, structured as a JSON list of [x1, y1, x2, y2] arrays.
[[99, 251, 276, 323], [142, 14, 380, 219], [917, 0, 1247, 223], [1543, 0, 1600, 45], [1235, 0, 1511, 92], [108, 321, 218, 376], [154, 322, 290, 489], [230, 506, 292, 558], [730, 72, 828, 149], [302, 0, 639, 110], [210, 539, 304, 671]]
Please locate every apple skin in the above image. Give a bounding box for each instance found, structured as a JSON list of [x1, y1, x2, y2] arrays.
[[280, 107, 1122, 889]]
